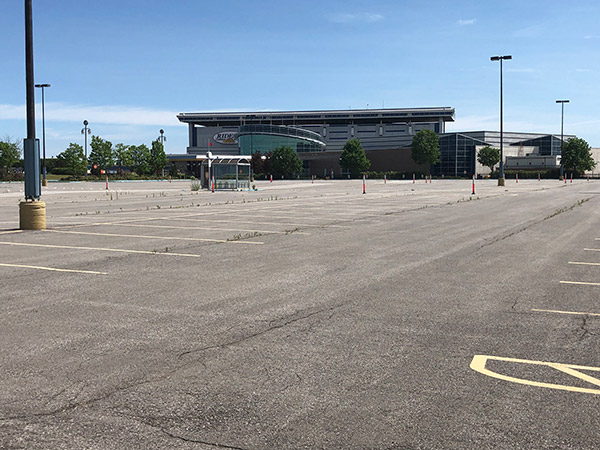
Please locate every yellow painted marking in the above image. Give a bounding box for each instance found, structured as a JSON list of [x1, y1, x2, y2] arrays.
[[569, 261, 600, 266], [96, 222, 309, 235], [470, 355, 600, 395], [532, 308, 600, 317], [560, 280, 600, 286], [0, 262, 107, 275], [0, 241, 203, 257], [0, 230, 23, 235], [45, 229, 263, 245]]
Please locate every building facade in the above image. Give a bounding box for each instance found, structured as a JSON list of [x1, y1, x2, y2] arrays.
[[177, 108, 455, 176], [175, 108, 580, 178]]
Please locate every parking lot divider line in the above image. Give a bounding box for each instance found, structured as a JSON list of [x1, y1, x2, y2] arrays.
[[0, 262, 107, 275], [531, 308, 600, 317], [560, 280, 600, 286], [44, 229, 263, 245], [568, 261, 600, 266], [584, 248, 600, 252], [0, 241, 204, 257], [0, 230, 23, 235], [97, 222, 310, 235]]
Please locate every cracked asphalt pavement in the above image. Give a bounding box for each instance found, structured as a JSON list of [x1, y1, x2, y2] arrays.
[[1, 179, 599, 449]]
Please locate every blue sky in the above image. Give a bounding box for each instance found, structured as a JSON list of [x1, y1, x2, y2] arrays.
[[2, 0, 599, 157]]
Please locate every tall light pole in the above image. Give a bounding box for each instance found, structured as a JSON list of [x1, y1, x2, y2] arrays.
[[20, 0, 45, 229], [490, 55, 512, 186], [556, 100, 569, 180], [158, 129, 167, 176], [35, 83, 50, 186], [81, 120, 90, 176]]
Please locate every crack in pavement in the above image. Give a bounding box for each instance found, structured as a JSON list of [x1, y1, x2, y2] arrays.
[[0, 304, 344, 424], [178, 304, 344, 359], [160, 428, 250, 450], [578, 315, 597, 341], [477, 198, 592, 251]]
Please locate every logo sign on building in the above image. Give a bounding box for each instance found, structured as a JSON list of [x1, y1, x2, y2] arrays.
[[213, 131, 238, 145]]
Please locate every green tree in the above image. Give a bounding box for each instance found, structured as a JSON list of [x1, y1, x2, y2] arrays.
[[340, 138, 371, 178], [150, 140, 168, 176], [130, 144, 151, 176], [57, 143, 86, 176], [411, 129, 440, 170], [270, 146, 302, 178], [89, 135, 113, 174], [561, 137, 596, 175], [114, 143, 133, 174], [0, 137, 22, 176], [251, 151, 271, 177], [477, 146, 500, 174]]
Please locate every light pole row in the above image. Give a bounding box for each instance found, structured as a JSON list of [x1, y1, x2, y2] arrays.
[[490, 55, 569, 184], [490, 55, 511, 187], [556, 100, 569, 180]]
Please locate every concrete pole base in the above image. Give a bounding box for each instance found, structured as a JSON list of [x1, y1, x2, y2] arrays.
[[19, 201, 46, 230], [498, 178, 505, 186], [42, 179, 48, 187]]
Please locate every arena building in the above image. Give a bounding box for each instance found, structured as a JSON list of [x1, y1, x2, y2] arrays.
[[173, 107, 579, 179], [176, 107, 454, 177]]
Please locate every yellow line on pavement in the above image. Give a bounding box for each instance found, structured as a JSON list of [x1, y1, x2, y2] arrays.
[[0, 241, 203, 257], [569, 261, 600, 266], [45, 229, 263, 245], [470, 354, 600, 395], [532, 308, 600, 317], [0, 262, 107, 275], [560, 280, 600, 286]]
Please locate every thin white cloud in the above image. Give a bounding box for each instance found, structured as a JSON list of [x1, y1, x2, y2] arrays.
[[328, 13, 384, 24], [0, 102, 181, 127], [584, 35, 600, 39], [457, 19, 476, 26], [512, 24, 544, 38], [507, 68, 535, 73]]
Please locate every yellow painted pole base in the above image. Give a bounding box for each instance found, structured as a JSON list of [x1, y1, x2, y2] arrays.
[[498, 178, 505, 186], [19, 201, 46, 230], [42, 179, 48, 187]]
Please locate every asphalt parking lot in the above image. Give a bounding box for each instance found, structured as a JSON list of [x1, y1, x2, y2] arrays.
[[1, 178, 599, 449]]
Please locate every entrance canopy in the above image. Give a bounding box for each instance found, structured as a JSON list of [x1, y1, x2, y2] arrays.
[[167, 154, 251, 190]]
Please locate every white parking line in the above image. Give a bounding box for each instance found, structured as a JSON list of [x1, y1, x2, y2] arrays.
[[89, 222, 310, 235], [569, 261, 600, 266], [0, 262, 107, 275], [532, 308, 600, 317], [560, 281, 600, 286], [0, 241, 204, 257], [45, 229, 263, 245]]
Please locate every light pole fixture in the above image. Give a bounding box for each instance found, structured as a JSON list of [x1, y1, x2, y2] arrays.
[[81, 120, 90, 176], [158, 129, 167, 148], [158, 129, 167, 176], [35, 83, 50, 186], [490, 55, 512, 186], [556, 100, 569, 180]]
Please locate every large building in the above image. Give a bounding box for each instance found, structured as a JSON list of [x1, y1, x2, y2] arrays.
[[175, 107, 580, 178], [177, 107, 454, 177]]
